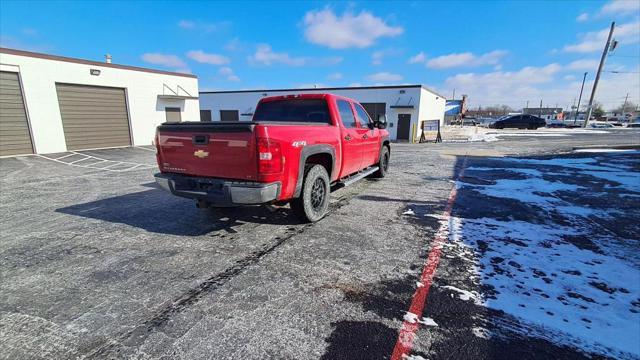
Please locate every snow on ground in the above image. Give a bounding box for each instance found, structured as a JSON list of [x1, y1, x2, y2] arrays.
[[451, 152, 640, 358], [575, 148, 636, 153]]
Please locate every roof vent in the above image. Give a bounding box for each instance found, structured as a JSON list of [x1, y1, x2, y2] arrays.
[[105, 54, 112, 64]]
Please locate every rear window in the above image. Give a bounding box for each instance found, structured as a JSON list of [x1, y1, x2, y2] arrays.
[[253, 99, 330, 124]]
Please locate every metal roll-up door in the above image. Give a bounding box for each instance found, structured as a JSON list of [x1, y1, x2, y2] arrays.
[[0, 71, 34, 156], [56, 83, 131, 150]]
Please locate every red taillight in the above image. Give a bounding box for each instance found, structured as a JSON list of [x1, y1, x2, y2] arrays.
[[257, 138, 283, 174]]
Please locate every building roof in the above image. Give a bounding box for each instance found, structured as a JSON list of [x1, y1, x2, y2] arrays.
[[201, 84, 445, 98], [0, 47, 197, 79]]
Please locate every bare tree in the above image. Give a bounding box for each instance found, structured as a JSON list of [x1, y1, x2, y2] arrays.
[[610, 101, 637, 115]]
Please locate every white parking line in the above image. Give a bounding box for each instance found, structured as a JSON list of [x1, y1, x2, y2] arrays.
[[38, 152, 155, 173]]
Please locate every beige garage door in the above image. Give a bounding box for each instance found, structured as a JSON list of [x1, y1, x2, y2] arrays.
[[0, 71, 34, 156], [56, 83, 131, 150]]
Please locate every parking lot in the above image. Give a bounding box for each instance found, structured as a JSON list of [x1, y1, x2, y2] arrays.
[[1, 129, 639, 359]]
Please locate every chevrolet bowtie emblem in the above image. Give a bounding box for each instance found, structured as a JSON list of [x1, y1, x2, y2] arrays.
[[194, 150, 209, 158]]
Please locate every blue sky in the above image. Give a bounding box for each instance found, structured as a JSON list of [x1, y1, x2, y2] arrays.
[[1, 0, 638, 110]]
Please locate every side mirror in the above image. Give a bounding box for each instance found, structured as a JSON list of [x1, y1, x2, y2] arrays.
[[376, 114, 388, 129]]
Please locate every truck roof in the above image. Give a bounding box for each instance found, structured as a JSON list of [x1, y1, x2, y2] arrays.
[[259, 93, 354, 103]]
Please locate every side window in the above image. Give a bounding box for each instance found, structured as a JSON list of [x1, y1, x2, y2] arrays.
[[354, 104, 372, 129], [337, 100, 357, 128]]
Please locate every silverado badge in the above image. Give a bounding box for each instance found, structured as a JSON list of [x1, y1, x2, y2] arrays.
[[193, 150, 209, 158]]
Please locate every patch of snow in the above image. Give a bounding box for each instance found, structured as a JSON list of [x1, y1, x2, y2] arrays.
[[472, 327, 492, 339], [419, 317, 438, 327], [403, 312, 420, 324], [441, 285, 481, 304], [495, 133, 568, 137], [402, 355, 428, 360], [574, 148, 636, 153], [403, 312, 439, 327], [468, 133, 499, 142], [450, 153, 640, 357]]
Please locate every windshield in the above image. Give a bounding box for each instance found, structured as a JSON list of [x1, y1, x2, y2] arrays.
[[253, 99, 330, 124]]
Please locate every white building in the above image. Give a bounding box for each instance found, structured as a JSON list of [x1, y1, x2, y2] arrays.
[[199, 85, 446, 141], [0, 47, 199, 156]]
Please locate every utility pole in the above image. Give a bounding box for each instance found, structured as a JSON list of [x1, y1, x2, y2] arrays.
[[575, 72, 588, 124], [621, 92, 629, 117], [584, 21, 615, 127], [452, 89, 456, 100], [539, 99, 543, 118]]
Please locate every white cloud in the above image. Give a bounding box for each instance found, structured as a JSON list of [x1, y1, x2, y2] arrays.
[[298, 83, 327, 89], [576, 13, 589, 22], [366, 72, 403, 83], [218, 66, 240, 82], [141, 53, 187, 68], [600, 0, 640, 16], [177, 19, 229, 33], [426, 50, 507, 69], [328, 72, 343, 80], [349, 82, 363, 87], [372, 51, 384, 65], [178, 20, 196, 29], [303, 8, 403, 49], [224, 38, 242, 52], [408, 52, 426, 64], [248, 44, 342, 66], [563, 20, 640, 53], [187, 50, 230, 65], [441, 63, 639, 110], [566, 59, 599, 70], [248, 44, 306, 66]]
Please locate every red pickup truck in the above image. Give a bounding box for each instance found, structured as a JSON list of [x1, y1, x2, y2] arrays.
[[154, 93, 390, 222]]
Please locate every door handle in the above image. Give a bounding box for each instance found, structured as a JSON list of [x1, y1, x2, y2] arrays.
[[344, 135, 352, 141], [363, 134, 368, 139]]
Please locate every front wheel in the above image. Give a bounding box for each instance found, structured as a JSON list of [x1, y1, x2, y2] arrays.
[[372, 146, 390, 178], [290, 164, 330, 223]]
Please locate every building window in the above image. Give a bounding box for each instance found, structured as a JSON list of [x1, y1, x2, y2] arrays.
[[165, 107, 181, 122], [220, 110, 239, 122], [200, 110, 212, 122]]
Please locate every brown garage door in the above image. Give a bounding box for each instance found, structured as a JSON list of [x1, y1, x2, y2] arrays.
[[0, 71, 34, 156], [56, 83, 131, 150]]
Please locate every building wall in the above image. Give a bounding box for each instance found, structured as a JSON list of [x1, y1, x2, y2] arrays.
[[0, 52, 199, 154], [199, 86, 442, 141], [417, 88, 446, 141]]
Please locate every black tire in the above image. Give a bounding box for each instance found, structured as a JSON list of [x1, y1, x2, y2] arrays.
[[371, 145, 390, 178], [290, 164, 330, 223]]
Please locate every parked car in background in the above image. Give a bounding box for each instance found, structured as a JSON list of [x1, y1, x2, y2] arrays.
[[546, 121, 567, 128], [589, 122, 614, 128], [624, 122, 640, 128], [154, 93, 390, 222], [489, 114, 546, 129]]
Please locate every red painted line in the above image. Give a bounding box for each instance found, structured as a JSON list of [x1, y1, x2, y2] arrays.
[[391, 158, 467, 360]]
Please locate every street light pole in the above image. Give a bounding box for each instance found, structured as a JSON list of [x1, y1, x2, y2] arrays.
[[584, 21, 615, 127], [575, 72, 588, 125]]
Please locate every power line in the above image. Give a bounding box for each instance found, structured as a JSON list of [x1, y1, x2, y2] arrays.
[[605, 70, 640, 74]]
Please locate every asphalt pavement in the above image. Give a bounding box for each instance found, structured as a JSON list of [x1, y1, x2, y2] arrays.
[[0, 128, 638, 359]]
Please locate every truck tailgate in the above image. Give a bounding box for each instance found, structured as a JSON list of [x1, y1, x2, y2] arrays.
[[156, 122, 258, 180]]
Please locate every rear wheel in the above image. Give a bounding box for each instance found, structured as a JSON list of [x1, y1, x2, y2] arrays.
[[290, 164, 330, 223], [371, 146, 390, 178]]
